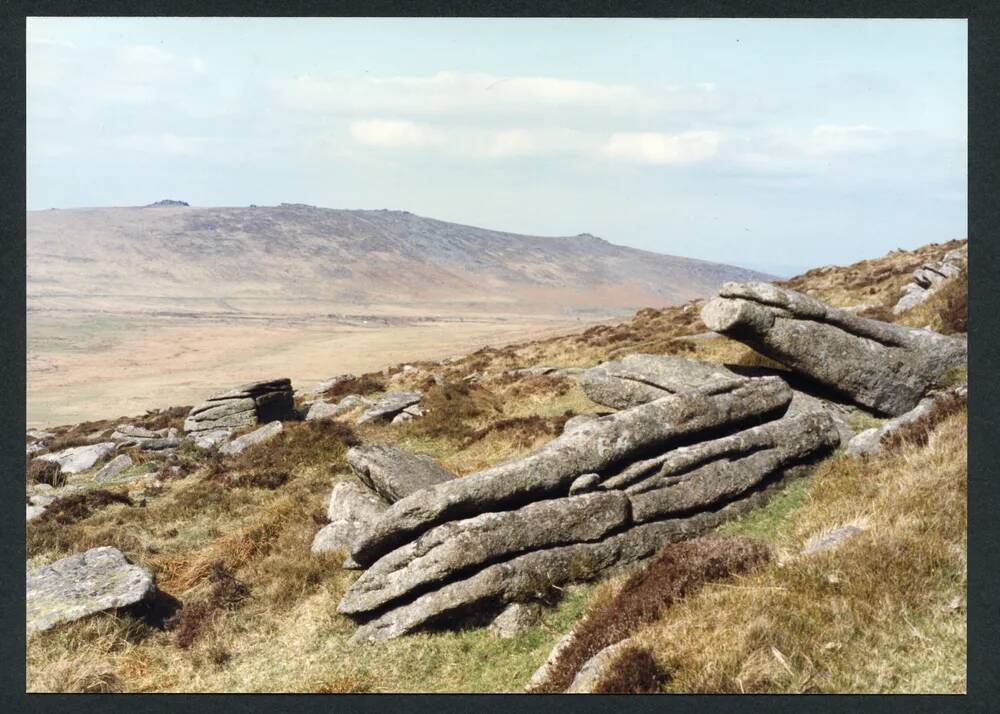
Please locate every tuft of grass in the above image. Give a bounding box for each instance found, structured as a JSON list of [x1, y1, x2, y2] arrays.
[[27, 458, 65, 487], [529, 537, 771, 692]]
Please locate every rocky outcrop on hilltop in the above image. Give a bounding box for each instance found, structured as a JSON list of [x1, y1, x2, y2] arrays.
[[701, 282, 967, 416]]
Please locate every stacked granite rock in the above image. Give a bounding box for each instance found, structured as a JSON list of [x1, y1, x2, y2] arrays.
[[183, 378, 296, 445], [892, 244, 967, 315], [327, 282, 965, 645], [334, 374, 840, 644]]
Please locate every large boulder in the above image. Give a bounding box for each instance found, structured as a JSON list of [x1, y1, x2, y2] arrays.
[[350, 377, 791, 566], [347, 444, 457, 503], [349, 481, 784, 644], [356, 391, 423, 425], [701, 282, 967, 415], [311, 481, 390, 560], [36, 443, 116, 474], [580, 355, 739, 410], [338, 492, 630, 615], [27, 547, 155, 634], [184, 378, 295, 433]]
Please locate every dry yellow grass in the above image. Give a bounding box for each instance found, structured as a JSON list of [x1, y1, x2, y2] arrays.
[[625, 409, 967, 693]]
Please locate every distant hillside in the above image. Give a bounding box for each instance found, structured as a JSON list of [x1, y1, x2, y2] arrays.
[[27, 203, 772, 317]]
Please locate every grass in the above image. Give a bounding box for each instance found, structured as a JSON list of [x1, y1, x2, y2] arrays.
[[529, 537, 771, 692], [623, 408, 967, 693]]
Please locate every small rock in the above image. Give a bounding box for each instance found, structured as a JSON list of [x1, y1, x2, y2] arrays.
[[489, 602, 542, 639], [527, 632, 576, 690], [219, 421, 284, 456], [311, 482, 390, 556], [801, 524, 867, 556], [26, 505, 46, 522], [356, 391, 423, 425], [95, 454, 134, 483], [26, 547, 155, 634], [190, 428, 233, 449], [36, 443, 116, 474]]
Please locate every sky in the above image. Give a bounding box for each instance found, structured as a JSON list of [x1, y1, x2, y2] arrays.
[[26, 18, 967, 275]]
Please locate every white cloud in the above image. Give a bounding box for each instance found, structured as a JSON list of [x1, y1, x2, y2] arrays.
[[349, 119, 444, 149], [806, 124, 891, 155], [272, 70, 716, 120], [602, 131, 724, 164]]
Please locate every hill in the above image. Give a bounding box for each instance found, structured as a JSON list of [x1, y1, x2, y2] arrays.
[[27, 203, 771, 317], [25, 238, 966, 693]]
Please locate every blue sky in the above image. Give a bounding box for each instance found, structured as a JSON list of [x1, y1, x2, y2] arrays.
[[26, 18, 966, 274]]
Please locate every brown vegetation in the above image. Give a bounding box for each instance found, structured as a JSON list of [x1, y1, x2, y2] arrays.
[[323, 374, 386, 401], [880, 390, 967, 454], [27, 458, 65, 487], [530, 536, 771, 692], [37, 490, 133, 526], [591, 644, 671, 694]]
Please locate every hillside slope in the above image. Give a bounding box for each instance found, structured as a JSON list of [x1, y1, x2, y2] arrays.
[[25, 238, 966, 693], [27, 203, 771, 316]]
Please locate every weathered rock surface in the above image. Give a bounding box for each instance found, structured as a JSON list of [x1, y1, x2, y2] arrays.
[[339, 492, 630, 615], [846, 384, 966, 457], [566, 639, 634, 693], [311, 481, 390, 557], [351, 377, 791, 566], [350, 481, 784, 644], [26, 505, 46, 522], [701, 282, 967, 415], [306, 394, 371, 422], [627, 413, 839, 522], [95, 454, 133, 483], [347, 444, 457, 504], [219, 421, 284, 456], [26, 547, 155, 634], [190, 428, 233, 449], [580, 354, 854, 442], [580, 354, 739, 410], [527, 632, 576, 690], [37, 443, 116, 474], [490, 602, 542, 638], [356, 391, 423, 425], [184, 378, 295, 433], [893, 247, 966, 315]]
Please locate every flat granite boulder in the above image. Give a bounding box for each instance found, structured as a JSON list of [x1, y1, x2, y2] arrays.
[[580, 355, 740, 410], [95, 454, 133, 483], [219, 421, 283, 456], [27, 547, 155, 634], [356, 392, 423, 425], [701, 282, 967, 416], [37, 443, 116, 475], [351, 377, 791, 566], [339, 492, 630, 615], [347, 444, 458, 503], [846, 384, 966, 457]]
